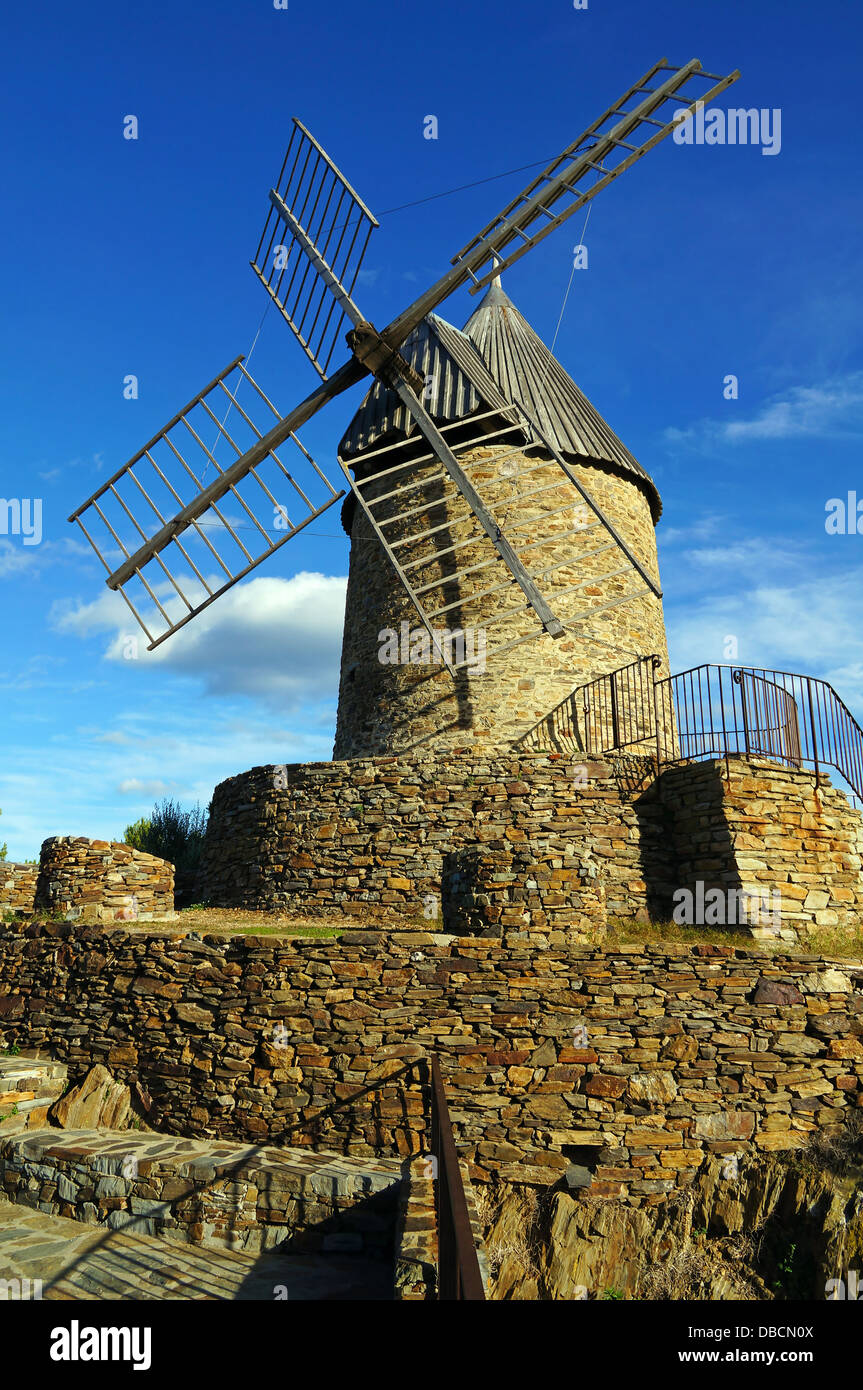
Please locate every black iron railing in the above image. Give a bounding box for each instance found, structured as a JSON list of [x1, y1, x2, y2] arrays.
[[429, 1055, 486, 1301], [520, 658, 863, 806], [656, 664, 863, 803], [518, 655, 661, 757]]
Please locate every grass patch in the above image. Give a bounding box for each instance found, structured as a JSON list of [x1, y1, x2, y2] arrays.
[[605, 917, 768, 949], [174, 907, 348, 940], [605, 916, 863, 959]]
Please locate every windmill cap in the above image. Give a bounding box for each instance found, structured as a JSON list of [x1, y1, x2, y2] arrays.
[[338, 286, 661, 524]]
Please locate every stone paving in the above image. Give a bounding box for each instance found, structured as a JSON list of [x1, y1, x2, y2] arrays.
[[0, 1198, 392, 1300]]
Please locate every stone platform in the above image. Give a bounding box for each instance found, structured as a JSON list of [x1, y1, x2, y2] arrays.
[[0, 1198, 392, 1300]]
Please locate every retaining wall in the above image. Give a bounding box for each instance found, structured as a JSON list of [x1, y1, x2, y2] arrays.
[[664, 759, 863, 932], [199, 753, 863, 934], [198, 753, 673, 925], [0, 921, 861, 1203]]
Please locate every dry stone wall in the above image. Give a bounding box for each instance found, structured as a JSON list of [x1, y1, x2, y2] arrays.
[[199, 752, 671, 925], [0, 921, 861, 1205], [442, 842, 607, 941], [664, 759, 863, 932], [36, 837, 175, 924], [199, 753, 863, 936], [0, 864, 37, 916]]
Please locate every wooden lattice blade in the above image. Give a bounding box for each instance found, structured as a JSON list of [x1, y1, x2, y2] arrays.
[[251, 119, 378, 380], [382, 57, 739, 345], [68, 359, 345, 651]]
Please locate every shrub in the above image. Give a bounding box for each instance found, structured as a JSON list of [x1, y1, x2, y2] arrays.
[[123, 799, 208, 875]]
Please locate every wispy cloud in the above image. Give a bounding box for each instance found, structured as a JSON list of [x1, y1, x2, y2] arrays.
[[660, 514, 727, 546], [117, 777, 174, 796], [666, 568, 863, 713], [664, 372, 863, 451]]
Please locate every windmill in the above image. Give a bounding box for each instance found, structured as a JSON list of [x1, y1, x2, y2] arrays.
[[69, 58, 740, 744]]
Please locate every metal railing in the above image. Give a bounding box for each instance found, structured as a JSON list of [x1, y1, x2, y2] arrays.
[[517, 654, 661, 756], [519, 657, 863, 806], [279, 1052, 485, 1301], [429, 1055, 486, 1301], [656, 664, 863, 802]]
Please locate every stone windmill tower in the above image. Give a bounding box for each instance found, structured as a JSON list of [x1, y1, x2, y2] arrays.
[[68, 57, 738, 764], [334, 275, 668, 757]]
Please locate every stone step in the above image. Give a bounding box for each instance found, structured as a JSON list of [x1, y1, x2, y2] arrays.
[[0, 1054, 67, 1090], [0, 1056, 67, 1133]]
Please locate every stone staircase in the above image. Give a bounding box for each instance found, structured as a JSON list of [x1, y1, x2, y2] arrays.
[[0, 1054, 67, 1134]]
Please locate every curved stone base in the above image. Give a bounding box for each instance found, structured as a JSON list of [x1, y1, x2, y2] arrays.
[[198, 750, 666, 935], [35, 837, 176, 925]]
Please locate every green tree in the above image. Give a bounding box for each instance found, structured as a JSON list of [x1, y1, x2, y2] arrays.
[[123, 799, 208, 874]]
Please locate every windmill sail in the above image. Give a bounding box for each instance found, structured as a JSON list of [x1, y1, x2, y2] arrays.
[[69, 56, 736, 663], [450, 58, 741, 293], [69, 359, 344, 649], [250, 119, 379, 379]]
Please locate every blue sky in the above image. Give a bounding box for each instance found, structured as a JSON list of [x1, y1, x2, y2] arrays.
[[1, 0, 861, 858]]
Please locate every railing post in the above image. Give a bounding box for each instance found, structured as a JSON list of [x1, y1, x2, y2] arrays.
[[651, 656, 663, 774], [734, 669, 751, 756], [807, 677, 820, 787], [609, 671, 621, 749]]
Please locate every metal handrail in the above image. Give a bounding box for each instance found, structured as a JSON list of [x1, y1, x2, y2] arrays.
[[276, 1051, 485, 1300], [429, 1055, 486, 1301], [657, 664, 863, 803], [518, 658, 863, 806]]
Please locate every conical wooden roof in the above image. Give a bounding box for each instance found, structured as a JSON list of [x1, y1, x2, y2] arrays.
[[338, 283, 661, 521], [464, 282, 660, 518]]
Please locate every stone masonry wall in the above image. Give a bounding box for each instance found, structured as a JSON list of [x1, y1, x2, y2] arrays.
[[334, 446, 670, 757], [199, 752, 863, 934], [442, 842, 607, 941], [35, 837, 175, 924], [0, 922, 861, 1205], [663, 759, 863, 932], [0, 864, 37, 916], [199, 753, 672, 924], [0, 1129, 401, 1256]]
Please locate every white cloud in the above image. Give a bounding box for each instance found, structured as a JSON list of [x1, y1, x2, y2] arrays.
[[660, 514, 726, 546], [0, 535, 98, 581], [663, 372, 863, 451], [117, 778, 174, 796], [52, 571, 347, 709], [666, 569, 863, 707]]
